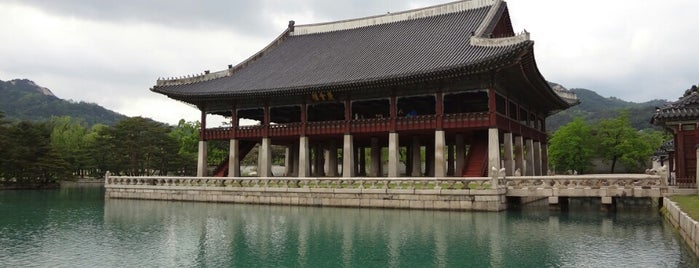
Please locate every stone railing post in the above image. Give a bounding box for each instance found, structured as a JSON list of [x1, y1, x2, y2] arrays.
[[660, 165, 668, 187], [104, 171, 110, 186], [491, 167, 503, 189]]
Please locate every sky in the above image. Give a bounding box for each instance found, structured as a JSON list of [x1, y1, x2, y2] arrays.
[[0, 0, 697, 126]]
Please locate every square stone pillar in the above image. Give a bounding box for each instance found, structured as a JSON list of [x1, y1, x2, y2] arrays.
[[284, 146, 291, 176], [313, 144, 325, 177], [533, 141, 542, 176], [325, 140, 338, 177], [525, 139, 535, 176], [342, 134, 355, 177], [447, 144, 455, 176], [411, 136, 422, 177], [426, 142, 435, 177], [298, 136, 310, 177], [541, 143, 549, 175], [370, 137, 381, 177], [514, 136, 524, 176], [197, 140, 208, 177], [434, 130, 446, 177], [455, 134, 465, 176], [358, 147, 366, 176], [502, 133, 514, 176], [228, 139, 240, 177], [291, 143, 299, 177], [258, 137, 272, 177], [388, 132, 400, 177], [487, 128, 501, 177]]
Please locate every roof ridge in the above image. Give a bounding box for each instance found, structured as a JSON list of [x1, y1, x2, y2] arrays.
[[291, 0, 498, 36]]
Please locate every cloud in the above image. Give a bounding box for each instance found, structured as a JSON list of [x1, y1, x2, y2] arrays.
[[0, 0, 697, 125]]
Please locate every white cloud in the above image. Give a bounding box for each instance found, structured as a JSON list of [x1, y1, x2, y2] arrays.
[[1, 0, 698, 124]]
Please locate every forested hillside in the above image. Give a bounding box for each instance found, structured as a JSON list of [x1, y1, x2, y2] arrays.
[[0, 79, 126, 126], [547, 88, 669, 132]]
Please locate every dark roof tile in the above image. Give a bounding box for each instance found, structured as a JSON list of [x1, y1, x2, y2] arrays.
[[152, 2, 528, 99]]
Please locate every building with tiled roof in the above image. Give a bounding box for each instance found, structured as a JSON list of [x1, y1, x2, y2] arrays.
[[152, 0, 578, 178], [652, 85, 699, 183]]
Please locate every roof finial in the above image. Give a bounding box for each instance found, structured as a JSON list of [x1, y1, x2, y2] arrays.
[[288, 20, 295, 32]]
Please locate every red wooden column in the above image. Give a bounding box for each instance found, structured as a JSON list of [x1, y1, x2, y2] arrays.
[[230, 108, 238, 139], [677, 126, 686, 179], [263, 104, 270, 137], [389, 95, 397, 132], [300, 102, 307, 136], [488, 88, 497, 127], [344, 98, 351, 133], [200, 110, 207, 141], [436, 91, 443, 130]]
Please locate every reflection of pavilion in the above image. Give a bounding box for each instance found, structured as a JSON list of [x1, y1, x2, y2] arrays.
[[152, 0, 577, 178]]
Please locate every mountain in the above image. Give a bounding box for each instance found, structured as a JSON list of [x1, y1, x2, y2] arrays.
[[547, 87, 669, 132], [0, 79, 127, 126]]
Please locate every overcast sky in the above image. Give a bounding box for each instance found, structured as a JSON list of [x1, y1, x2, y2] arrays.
[[1, 0, 697, 126]]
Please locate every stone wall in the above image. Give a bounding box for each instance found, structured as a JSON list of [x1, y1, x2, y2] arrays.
[[105, 186, 508, 211], [663, 197, 699, 257]]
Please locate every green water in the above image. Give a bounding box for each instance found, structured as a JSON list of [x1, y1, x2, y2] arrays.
[[0, 186, 697, 267]]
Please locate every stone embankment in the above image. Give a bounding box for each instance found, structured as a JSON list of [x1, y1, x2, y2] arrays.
[[663, 197, 699, 257]]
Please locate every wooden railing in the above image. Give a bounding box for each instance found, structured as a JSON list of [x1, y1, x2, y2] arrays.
[[202, 112, 499, 140]]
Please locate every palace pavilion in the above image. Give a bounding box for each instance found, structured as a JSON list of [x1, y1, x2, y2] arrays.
[[151, 0, 579, 178]]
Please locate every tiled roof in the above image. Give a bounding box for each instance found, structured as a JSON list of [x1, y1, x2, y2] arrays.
[[152, 0, 538, 100], [652, 88, 699, 124]]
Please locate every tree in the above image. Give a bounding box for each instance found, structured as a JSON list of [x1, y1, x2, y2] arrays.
[[594, 111, 643, 173], [168, 119, 199, 175], [49, 116, 89, 177], [98, 117, 179, 176], [548, 117, 594, 174]]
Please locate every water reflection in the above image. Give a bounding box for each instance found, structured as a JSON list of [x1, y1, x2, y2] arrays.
[[102, 198, 697, 267]]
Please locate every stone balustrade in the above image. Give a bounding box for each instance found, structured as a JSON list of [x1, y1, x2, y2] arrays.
[[105, 176, 500, 191], [505, 174, 663, 189], [104, 173, 667, 211]]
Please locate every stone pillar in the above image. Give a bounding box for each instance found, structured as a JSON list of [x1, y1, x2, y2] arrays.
[[434, 130, 446, 177], [487, 128, 501, 177], [313, 144, 325, 177], [455, 134, 465, 176], [358, 147, 366, 176], [405, 143, 413, 176], [388, 132, 399, 178], [284, 146, 291, 176], [326, 140, 338, 177], [228, 139, 240, 177], [411, 136, 422, 177], [541, 143, 549, 175], [514, 136, 524, 176], [426, 142, 435, 177], [258, 138, 272, 177], [502, 132, 514, 176], [447, 143, 455, 176], [291, 143, 299, 177], [525, 139, 535, 176], [284, 145, 298, 177], [533, 141, 542, 176], [298, 136, 310, 177], [197, 140, 208, 177], [343, 134, 355, 178], [370, 137, 381, 177]]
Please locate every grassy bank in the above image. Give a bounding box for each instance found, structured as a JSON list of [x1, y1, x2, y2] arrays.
[[670, 195, 699, 221]]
